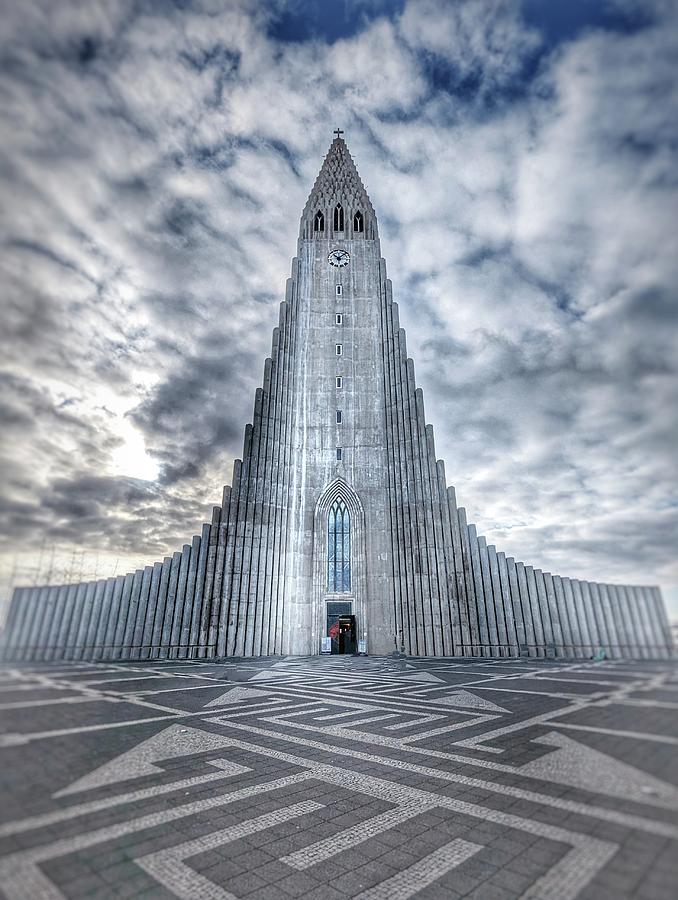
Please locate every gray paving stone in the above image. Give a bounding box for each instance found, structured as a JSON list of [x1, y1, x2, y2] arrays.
[[0, 656, 676, 899]]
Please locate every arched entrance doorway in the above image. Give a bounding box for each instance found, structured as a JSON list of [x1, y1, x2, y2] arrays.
[[313, 479, 366, 655]]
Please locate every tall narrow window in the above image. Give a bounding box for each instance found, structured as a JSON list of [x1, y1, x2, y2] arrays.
[[336, 410, 342, 424], [335, 285, 342, 297], [335, 313, 343, 325], [336, 376, 343, 388], [328, 499, 350, 592], [333, 204, 344, 231], [353, 210, 364, 233], [336, 447, 342, 461], [314, 210, 324, 233], [336, 344, 342, 356]]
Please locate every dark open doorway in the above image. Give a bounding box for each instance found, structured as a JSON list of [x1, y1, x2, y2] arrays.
[[326, 601, 356, 654]]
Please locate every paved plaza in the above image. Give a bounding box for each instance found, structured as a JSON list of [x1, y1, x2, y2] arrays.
[[0, 656, 676, 899]]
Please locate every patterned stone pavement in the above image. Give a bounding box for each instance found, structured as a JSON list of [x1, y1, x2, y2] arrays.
[[0, 656, 676, 899]]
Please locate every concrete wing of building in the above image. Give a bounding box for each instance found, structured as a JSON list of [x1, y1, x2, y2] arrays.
[[1, 136, 673, 662]]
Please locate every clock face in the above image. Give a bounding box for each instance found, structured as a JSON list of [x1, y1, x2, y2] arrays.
[[328, 249, 350, 268]]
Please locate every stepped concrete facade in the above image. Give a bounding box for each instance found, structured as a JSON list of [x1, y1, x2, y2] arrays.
[[1, 136, 673, 662]]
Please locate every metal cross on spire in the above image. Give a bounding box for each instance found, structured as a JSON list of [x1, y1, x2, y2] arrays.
[[333, 128, 344, 139]]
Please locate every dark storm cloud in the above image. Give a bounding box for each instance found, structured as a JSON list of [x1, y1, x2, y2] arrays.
[[0, 0, 676, 613]]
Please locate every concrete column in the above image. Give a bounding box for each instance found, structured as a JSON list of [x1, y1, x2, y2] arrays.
[[1, 588, 27, 658], [221, 465, 243, 658], [120, 570, 144, 661], [92, 578, 116, 661], [618, 585, 643, 658], [560, 578, 581, 656], [233, 422, 256, 657], [241, 397, 264, 657], [51, 584, 77, 660], [448, 489, 473, 654], [81, 580, 106, 660], [190, 529, 209, 658], [19, 587, 48, 661], [380, 287, 398, 651], [637, 585, 659, 658], [16, 588, 42, 661], [421, 423, 448, 657], [406, 361, 433, 656], [251, 361, 275, 657], [34, 586, 60, 660], [504, 557, 526, 655], [73, 581, 98, 660], [436, 462, 461, 654], [233, 429, 257, 657], [206, 485, 231, 657], [140, 562, 163, 660], [39, 586, 63, 661], [200, 506, 222, 654], [589, 582, 612, 656], [247, 422, 268, 651], [395, 335, 419, 655], [487, 544, 509, 656], [552, 576, 573, 657], [496, 551, 518, 657], [52, 584, 77, 660], [180, 537, 201, 658], [150, 558, 172, 659], [607, 584, 631, 657], [631, 585, 652, 657], [273, 290, 297, 656], [99, 576, 124, 660], [524, 567, 546, 657], [640, 587, 667, 658], [169, 545, 191, 659], [382, 298, 407, 654], [571, 580, 593, 657], [543, 573, 565, 656], [467, 525, 490, 656], [415, 400, 446, 657], [477, 536, 499, 653], [580, 581, 602, 656], [594, 583, 619, 658], [534, 570, 555, 657], [253, 365, 277, 660], [224, 463, 245, 658], [598, 584, 621, 658], [160, 552, 182, 659], [650, 587, 673, 656], [63, 583, 89, 659], [110, 573, 134, 659], [131, 567, 153, 660], [260, 333, 284, 656], [515, 562, 537, 657], [457, 509, 480, 655]]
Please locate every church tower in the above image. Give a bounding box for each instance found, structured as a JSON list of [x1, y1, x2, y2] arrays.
[[1, 135, 672, 662]]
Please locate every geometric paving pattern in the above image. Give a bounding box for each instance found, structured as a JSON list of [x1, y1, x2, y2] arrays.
[[0, 655, 676, 899]]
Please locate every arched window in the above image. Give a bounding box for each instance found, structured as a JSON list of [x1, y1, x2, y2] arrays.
[[333, 204, 344, 232], [353, 210, 364, 233], [314, 210, 324, 233], [328, 499, 350, 592]]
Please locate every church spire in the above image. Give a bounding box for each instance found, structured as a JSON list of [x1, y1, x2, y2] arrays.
[[300, 132, 378, 240]]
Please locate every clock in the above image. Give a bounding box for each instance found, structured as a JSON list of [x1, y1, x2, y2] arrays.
[[328, 249, 350, 268]]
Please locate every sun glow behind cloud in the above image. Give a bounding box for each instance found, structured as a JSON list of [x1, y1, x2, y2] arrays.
[[110, 420, 159, 483]]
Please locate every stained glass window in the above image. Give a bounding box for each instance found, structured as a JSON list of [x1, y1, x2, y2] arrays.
[[328, 499, 350, 592]]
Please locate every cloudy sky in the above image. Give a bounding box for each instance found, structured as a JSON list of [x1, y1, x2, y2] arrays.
[[1, 0, 677, 621]]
